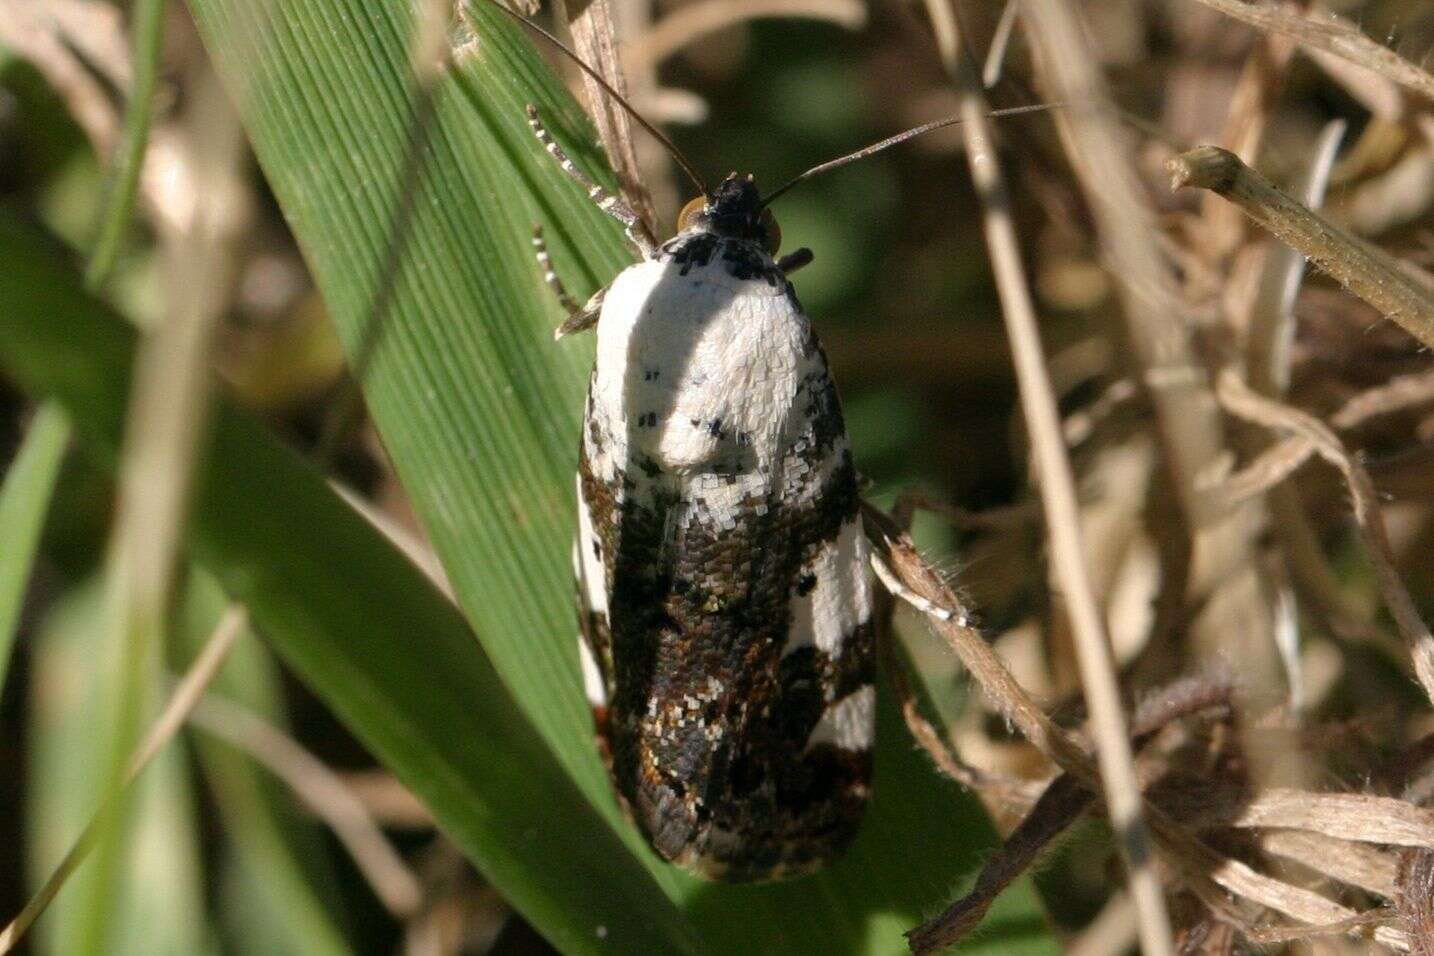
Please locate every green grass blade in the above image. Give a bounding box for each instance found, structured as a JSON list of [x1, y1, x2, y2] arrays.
[[0, 401, 69, 691], [26, 578, 213, 955], [0, 210, 700, 955], [185, 0, 629, 802], [175, 569, 351, 956]]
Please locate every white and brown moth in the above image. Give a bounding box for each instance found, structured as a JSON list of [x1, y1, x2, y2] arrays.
[[502, 4, 1022, 882], [534, 116, 874, 881]]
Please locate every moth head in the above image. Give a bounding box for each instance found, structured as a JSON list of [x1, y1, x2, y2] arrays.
[[675, 173, 781, 256]]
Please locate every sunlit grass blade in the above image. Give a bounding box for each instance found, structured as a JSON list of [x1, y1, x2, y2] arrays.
[[0, 401, 69, 692], [0, 210, 700, 954]]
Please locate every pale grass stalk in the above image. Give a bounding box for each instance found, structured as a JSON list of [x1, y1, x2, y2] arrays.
[[981, 0, 1020, 89], [81, 63, 249, 949], [921, 3, 1173, 951], [1241, 122, 1348, 717], [1332, 368, 1434, 430], [1196, 13, 1298, 260], [333, 481, 456, 602], [1246, 120, 1346, 397], [190, 694, 424, 919], [1018, 0, 1277, 701], [0, 607, 248, 955], [1166, 784, 1434, 851], [1065, 891, 1136, 956], [1196, 435, 1314, 520]]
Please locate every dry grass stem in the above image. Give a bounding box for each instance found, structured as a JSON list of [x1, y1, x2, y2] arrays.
[[1332, 367, 1434, 430], [1020, 0, 1277, 708], [1232, 790, 1434, 847], [1146, 814, 1410, 951], [906, 774, 1091, 953], [1395, 849, 1434, 954], [82, 66, 249, 938], [1247, 909, 1396, 946], [190, 693, 424, 919], [1216, 368, 1434, 704], [1246, 119, 1347, 396], [333, 481, 455, 603], [1181, 0, 1434, 105], [626, 0, 866, 73], [0, 606, 249, 955], [927, 4, 1174, 950], [1168, 785, 1434, 847], [981, 0, 1021, 89], [1196, 434, 1315, 520], [863, 505, 1094, 783], [892, 489, 1040, 533], [1065, 891, 1137, 956], [1060, 377, 1139, 446], [877, 615, 1012, 797], [552, 0, 657, 236], [871, 501, 1419, 949], [1169, 146, 1434, 348], [1196, 17, 1298, 259], [338, 771, 435, 829], [905, 673, 1233, 953], [1258, 830, 1399, 898]]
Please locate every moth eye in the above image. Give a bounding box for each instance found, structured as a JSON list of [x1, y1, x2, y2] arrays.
[[676, 195, 706, 233], [760, 208, 781, 256]]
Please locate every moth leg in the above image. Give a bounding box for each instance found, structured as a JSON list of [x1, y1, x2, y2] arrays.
[[874, 493, 979, 626], [526, 104, 657, 258], [532, 224, 580, 316], [553, 284, 608, 340], [777, 247, 814, 274], [869, 553, 965, 625], [532, 224, 607, 338]]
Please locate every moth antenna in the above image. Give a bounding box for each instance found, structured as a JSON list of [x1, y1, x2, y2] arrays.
[[759, 103, 1059, 208], [483, 0, 707, 195]]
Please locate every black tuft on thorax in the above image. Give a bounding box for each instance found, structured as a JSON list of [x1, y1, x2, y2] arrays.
[[689, 174, 768, 245]]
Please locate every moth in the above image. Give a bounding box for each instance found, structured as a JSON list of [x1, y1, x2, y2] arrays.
[[535, 127, 875, 880], [499, 3, 1037, 883]]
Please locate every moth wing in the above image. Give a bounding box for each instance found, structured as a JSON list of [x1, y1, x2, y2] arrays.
[[573, 472, 614, 710]]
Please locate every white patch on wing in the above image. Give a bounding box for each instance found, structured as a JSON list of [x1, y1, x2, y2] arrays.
[[575, 473, 609, 620], [805, 684, 875, 752], [578, 636, 608, 707], [592, 254, 808, 478], [785, 518, 873, 657]]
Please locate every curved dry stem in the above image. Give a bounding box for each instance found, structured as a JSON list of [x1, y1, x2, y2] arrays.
[[1215, 368, 1434, 705], [1170, 146, 1434, 348], [190, 693, 424, 919]]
